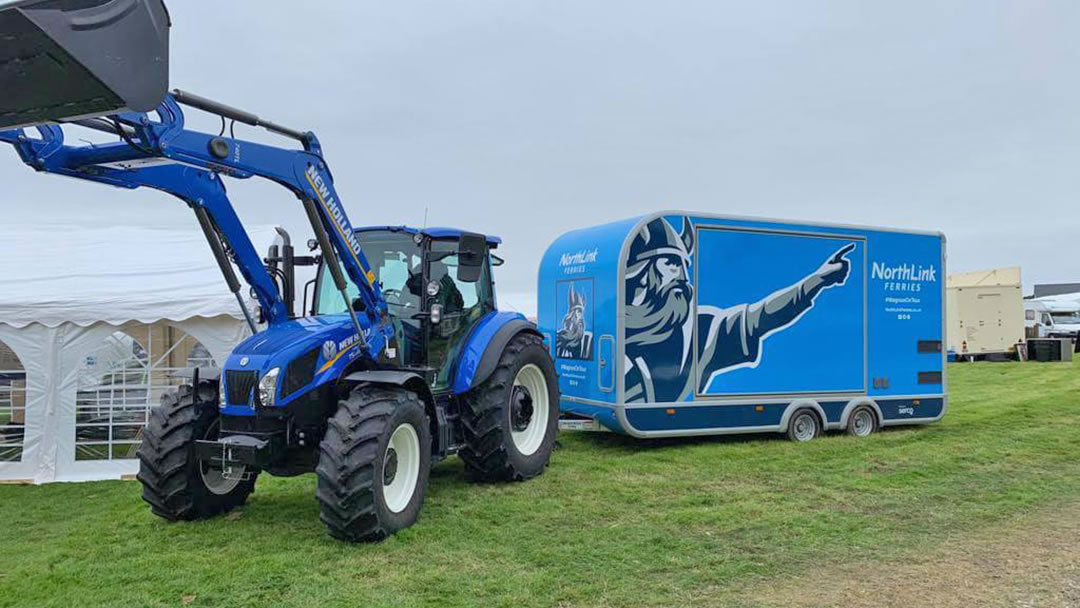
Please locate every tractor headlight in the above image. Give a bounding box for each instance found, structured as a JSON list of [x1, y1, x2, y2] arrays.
[[258, 367, 280, 407]]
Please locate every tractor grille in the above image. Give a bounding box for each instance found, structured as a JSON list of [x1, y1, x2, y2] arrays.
[[225, 370, 258, 405], [282, 348, 320, 398]]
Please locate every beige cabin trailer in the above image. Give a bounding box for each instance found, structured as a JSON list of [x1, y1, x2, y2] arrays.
[[946, 267, 1025, 358]]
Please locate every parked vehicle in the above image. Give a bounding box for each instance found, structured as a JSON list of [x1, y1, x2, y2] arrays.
[[0, 0, 559, 542], [1025, 296, 1080, 339], [538, 212, 946, 440], [946, 267, 1025, 359]]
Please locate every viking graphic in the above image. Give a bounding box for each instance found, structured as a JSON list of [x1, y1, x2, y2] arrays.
[[556, 283, 594, 360], [624, 217, 854, 403]]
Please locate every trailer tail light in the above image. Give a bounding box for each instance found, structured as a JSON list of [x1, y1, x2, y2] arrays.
[[917, 340, 942, 353], [918, 371, 942, 385]]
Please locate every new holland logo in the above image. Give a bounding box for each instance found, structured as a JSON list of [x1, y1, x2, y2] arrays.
[[304, 165, 374, 286], [322, 340, 338, 361]]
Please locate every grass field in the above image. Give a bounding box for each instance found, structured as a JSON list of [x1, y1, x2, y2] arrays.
[[3, 360, 1079, 608]]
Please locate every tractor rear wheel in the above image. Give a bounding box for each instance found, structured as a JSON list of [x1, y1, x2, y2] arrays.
[[460, 333, 560, 482], [316, 386, 431, 542], [137, 381, 258, 521]]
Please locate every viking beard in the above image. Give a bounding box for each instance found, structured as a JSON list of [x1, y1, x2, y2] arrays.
[[557, 317, 584, 350], [625, 276, 693, 353]]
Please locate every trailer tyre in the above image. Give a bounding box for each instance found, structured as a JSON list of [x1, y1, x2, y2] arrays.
[[316, 386, 431, 542], [460, 332, 560, 482], [137, 381, 257, 521], [845, 406, 877, 437], [785, 408, 821, 442]]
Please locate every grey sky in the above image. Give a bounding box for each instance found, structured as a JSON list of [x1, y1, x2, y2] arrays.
[[3, 1, 1078, 311]]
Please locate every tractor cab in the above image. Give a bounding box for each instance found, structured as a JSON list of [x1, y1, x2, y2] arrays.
[[312, 227, 503, 390]]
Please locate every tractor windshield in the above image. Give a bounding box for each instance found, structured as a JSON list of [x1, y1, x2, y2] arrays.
[[316, 231, 422, 316]]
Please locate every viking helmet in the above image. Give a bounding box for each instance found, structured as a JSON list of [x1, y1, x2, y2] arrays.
[[626, 217, 695, 279]]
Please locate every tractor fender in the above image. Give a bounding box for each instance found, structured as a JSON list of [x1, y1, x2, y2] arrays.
[[343, 369, 441, 453], [451, 312, 543, 395], [342, 370, 433, 407]]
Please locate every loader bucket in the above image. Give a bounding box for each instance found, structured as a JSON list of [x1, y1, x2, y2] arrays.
[[0, 0, 170, 130]]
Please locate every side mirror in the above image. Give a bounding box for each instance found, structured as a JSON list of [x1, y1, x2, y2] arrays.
[[457, 233, 487, 283]]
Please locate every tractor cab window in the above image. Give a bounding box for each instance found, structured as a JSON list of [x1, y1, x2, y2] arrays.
[[316, 231, 423, 366], [427, 239, 494, 389]]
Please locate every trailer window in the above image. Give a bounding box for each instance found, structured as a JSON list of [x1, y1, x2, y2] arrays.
[[1025, 310, 1035, 321]]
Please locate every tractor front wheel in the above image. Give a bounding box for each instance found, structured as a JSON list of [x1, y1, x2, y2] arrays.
[[316, 386, 431, 542], [137, 381, 257, 521], [460, 333, 560, 482]]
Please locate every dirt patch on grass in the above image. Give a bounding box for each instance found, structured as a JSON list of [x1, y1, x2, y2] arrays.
[[741, 503, 1080, 607]]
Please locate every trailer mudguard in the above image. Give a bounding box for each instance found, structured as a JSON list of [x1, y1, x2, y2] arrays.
[[451, 311, 541, 395]]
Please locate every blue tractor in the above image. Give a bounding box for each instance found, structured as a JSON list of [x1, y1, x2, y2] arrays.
[[0, 0, 559, 541]]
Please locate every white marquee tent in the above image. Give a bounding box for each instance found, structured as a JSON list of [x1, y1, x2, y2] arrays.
[[0, 224, 281, 483]]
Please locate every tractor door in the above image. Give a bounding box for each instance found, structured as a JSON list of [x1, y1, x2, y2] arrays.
[[424, 239, 495, 390]]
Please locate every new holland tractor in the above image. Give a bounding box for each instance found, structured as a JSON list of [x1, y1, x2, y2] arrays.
[[0, 0, 559, 541]]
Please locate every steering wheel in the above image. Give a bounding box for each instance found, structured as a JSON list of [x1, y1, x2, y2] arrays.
[[381, 288, 414, 309]]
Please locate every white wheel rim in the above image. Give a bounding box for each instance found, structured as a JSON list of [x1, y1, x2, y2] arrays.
[[853, 410, 873, 436], [200, 420, 244, 496], [510, 364, 550, 456], [792, 413, 817, 442], [383, 423, 421, 514]]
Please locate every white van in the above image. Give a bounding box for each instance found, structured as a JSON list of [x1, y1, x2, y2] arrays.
[[1025, 295, 1080, 338]]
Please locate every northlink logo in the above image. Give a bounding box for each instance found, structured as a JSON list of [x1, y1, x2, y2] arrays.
[[560, 249, 599, 266], [624, 218, 855, 403], [871, 262, 937, 282]]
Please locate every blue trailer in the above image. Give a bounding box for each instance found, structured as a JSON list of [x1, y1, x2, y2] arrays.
[[538, 211, 946, 440]]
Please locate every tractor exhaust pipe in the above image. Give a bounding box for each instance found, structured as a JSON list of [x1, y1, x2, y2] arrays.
[[0, 0, 171, 130]]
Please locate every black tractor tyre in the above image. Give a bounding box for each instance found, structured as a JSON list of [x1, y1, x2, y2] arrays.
[[316, 386, 431, 542], [785, 408, 822, 442], [136, 381, 258, 521], [460, 332, 560, 482]]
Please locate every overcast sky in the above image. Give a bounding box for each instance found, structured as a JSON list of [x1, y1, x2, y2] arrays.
[[4, 1, 1079, 313]]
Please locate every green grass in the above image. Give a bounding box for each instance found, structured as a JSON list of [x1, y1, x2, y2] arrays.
[[4, 360, 1080, 608]]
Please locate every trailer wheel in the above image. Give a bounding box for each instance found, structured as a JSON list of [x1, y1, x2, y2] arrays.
[[785, 408, 821, 442], [137, 381, 257, 521], [460, 333, 560, 482], [316, 386, 431, 542], [845, 405, 878, 437]]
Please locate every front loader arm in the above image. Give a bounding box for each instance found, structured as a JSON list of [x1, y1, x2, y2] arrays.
[[0, 125, 287, 328], [0, 92, 393, 357]]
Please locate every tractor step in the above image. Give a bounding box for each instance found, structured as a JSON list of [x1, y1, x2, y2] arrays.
[[557, 417, 609, 432]]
